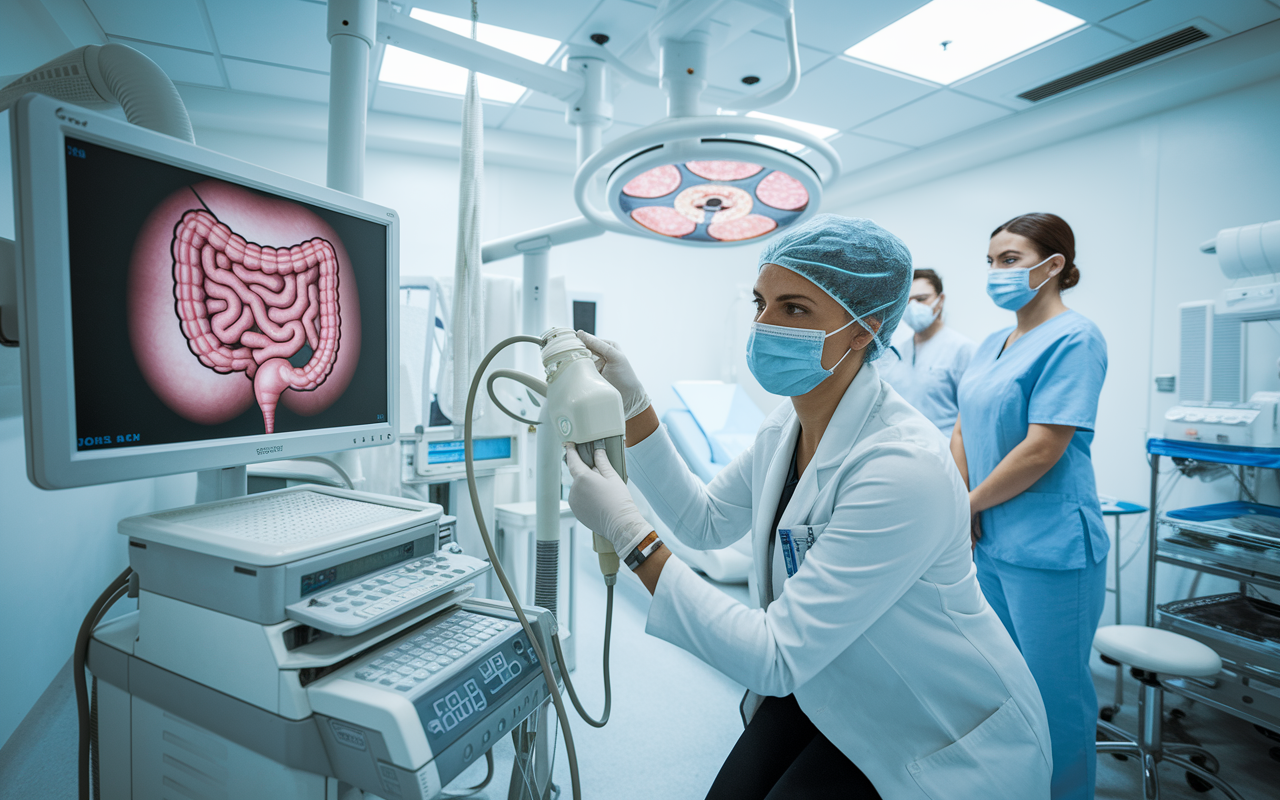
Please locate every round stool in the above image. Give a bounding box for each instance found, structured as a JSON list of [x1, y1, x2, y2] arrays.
[[1093, 626, 1243, 800]]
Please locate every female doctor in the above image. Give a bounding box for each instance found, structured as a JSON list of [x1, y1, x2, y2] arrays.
[[564, 215, 1052, 800], [952, 212, 1108, 800]]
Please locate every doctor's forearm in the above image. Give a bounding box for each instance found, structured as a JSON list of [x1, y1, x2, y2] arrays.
[[633, 543, 671, 595], [625, 405, 660, 447], [949, 417, 969, 489], [969, 424, 1074, 512]]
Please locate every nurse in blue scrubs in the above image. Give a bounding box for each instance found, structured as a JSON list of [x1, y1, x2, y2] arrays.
[[952, 213, 1108, 800]]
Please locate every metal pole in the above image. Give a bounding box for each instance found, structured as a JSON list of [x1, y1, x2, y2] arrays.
[[1146, 454, 1160, 627], [326, 0, 375, 197]]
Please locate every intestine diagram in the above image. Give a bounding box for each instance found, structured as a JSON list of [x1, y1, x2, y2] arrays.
[[170, 201, 341, 434]]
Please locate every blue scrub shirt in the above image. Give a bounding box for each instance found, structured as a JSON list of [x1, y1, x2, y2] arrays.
[[957, 310, 1109, 570]]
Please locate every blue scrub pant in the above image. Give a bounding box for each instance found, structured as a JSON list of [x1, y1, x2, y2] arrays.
[[975, 547, 1107, 800]]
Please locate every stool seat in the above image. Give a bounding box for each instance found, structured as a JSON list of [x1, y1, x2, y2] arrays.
[[1093, 625, 1221, 677]]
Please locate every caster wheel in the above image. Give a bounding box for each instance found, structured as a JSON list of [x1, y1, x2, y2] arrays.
[[1100, 706, 1117, 722], [1186, 771, 1213, 792]]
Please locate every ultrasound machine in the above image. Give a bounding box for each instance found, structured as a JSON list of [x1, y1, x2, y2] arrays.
[[9, 92, 558, 799]]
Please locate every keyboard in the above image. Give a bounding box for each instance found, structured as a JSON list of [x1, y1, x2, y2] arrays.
[[351, 610, 527, 696], [286, 550, 490, 635]]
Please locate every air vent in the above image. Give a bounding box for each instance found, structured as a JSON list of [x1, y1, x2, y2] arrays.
[[1018, 26, 1209, 102]]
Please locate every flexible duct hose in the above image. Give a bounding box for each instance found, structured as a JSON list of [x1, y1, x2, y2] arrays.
[[0, 44, 194, 143]]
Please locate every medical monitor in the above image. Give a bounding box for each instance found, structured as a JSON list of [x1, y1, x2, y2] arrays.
[[11, 94, 399, 489]]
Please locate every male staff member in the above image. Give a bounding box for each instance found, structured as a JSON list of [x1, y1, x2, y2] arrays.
[[880, 268, 974, 437]]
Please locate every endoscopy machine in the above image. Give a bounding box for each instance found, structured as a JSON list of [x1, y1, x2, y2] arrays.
[[89, 485, 559, 800]]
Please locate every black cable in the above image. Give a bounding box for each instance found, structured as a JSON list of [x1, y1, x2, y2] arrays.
[[553, 583, 613, 728], [441, 748, 496, 797], [76, 569, 131, 800]]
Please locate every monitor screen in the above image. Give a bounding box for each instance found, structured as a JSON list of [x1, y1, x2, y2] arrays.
[[66, 137, 386, 447], [13, 94, 399, 489]]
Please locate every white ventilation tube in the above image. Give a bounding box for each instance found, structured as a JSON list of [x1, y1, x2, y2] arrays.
[[0, 44, 194, 144]]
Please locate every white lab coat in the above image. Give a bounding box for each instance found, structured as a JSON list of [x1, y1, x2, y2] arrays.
[[627, 362, 1053, 800]]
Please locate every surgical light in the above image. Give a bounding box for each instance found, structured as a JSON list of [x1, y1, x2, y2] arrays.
[[843, 0, 1083, 85], [378, 9, 561, 103]]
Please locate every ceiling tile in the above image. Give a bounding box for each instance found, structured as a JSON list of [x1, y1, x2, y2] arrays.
[[223, 59, 329, 103], [828, 133, 912, 173], [497, 106, 576, 140], [107, 38, 224, 87], [84, 0, 211, 50], [206, 0, 330, 73], [853, 90, 1012, 148], [1043, 1, 1145, 24], [706, 31, 833, 94], [1102, 0, 1280, 39], [520, 89, 568, 113], [564, 0, 655, 52], [758, 0, 932, 56], [767, 58, 937, 132], [953, 25, 1132, 107]]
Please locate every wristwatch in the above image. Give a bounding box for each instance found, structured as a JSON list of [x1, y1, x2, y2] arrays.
[[624, 531, 663, 570]]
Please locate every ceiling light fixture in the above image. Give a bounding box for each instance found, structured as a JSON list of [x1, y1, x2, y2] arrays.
[[843, 0, 1083, 85], [378, 9, 561, 103]]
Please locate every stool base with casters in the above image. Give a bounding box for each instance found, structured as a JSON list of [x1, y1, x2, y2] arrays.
[[1093, 625, 1246, 800]]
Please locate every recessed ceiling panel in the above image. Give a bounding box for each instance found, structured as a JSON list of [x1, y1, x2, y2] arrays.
[[565, 0, 655, 53], [84, 0, 211, 51], [707, 31, 833, 94], [1045, 1, 1146, 24], [223, 59, 329, 103], [760, 0, 932, 56], [107, 38, 223, 87], [206, 0, 330, 73], [853, 90, 1011, 147], [954, 25, 1130, 106], [497, 106, 577, 140], [1101, 0, 1280, 40], [828, 133, 913, 172], [767, 58, 937, 132]]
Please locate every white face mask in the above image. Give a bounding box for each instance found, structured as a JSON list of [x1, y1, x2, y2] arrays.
[[902, 298, 939, 332]]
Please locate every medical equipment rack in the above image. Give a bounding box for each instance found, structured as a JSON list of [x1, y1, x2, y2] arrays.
[[1144, 438, 1280, 733]]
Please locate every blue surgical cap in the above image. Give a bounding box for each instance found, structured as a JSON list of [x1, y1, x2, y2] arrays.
[[758, 214, 912, 362]]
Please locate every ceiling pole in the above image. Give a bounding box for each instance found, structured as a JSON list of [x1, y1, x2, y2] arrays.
[[327, 0, 376, 197]]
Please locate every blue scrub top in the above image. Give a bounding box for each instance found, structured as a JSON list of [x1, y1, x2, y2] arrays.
[[957, 310, 1109, 570]]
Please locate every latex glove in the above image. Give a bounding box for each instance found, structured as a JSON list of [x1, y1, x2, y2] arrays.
[[575, 330, 651, 420], [564, 445, 653, 558]]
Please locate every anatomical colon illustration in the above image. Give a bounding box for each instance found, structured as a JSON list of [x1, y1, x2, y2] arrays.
[[128, 179, 360, 434]]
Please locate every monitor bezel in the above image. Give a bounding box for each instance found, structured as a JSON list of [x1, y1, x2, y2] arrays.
[[11, 93, 400, 490]]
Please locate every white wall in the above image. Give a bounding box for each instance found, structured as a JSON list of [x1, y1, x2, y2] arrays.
[[831, 74, 1280, 622]]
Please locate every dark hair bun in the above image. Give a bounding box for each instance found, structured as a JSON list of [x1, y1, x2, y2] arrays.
[[991, 212, 1079, 292]]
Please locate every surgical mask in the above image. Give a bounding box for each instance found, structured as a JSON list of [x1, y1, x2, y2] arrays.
[[746, 317, 860, 396], [985, 254, 1061, 311], [902, 299, 939, 332]]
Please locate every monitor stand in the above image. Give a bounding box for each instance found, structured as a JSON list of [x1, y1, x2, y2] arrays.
[[195, 465, 248, 503]]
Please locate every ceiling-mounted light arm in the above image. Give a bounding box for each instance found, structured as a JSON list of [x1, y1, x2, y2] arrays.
[[720, 5, 801, 112], [376, 3, 584, 102], [589, 41, 659, 87], [481, 217, 607, 264], [565, 54, 613, 165]]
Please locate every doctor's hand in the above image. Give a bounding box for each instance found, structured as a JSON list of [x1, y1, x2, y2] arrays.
[[564, 446, 654, 558], [575, 331, 651, 420]]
